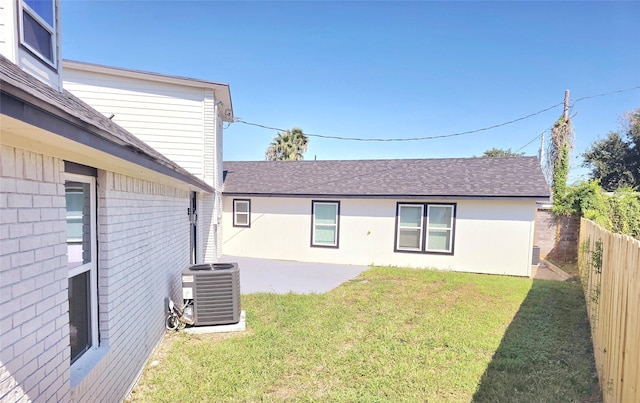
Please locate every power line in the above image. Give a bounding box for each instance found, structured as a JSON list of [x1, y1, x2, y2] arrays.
[[234, 85, 640, 142], [513, 125, 554, 154], [235, 102, 564, 142], [513, 110, 579, 154], [571, 85, 640, 105]]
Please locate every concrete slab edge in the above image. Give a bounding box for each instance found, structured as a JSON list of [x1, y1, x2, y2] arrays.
[[541, 259, 573, 281], [183, 310, 247, 334]]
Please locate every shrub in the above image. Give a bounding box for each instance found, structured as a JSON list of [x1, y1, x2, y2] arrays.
[[555, 180, 640, 238]]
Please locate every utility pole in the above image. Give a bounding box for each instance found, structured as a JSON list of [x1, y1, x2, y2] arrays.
[[563, 89, 570, 121], [539, 131, 545, 162]]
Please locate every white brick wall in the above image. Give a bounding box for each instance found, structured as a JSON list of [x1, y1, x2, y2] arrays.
[[1, 145, 199, 402], [1, 145, 71, 403], [70, 170, 192, 402]]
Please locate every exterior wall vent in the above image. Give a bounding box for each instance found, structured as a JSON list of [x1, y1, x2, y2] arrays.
[[182, 263, 241, 326]]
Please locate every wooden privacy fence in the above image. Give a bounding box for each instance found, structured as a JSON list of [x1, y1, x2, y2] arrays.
[[578, 218, 640, 403]]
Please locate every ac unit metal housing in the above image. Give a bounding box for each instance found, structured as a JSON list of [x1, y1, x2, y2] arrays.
[[182, 263, 241, 326]]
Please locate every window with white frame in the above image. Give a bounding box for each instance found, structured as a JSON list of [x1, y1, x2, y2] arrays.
[[396, 204, 424, 251], [20, 0, 57, 65], [65, 173, 98, 364], [426, 205, 454, 253], [311, 201, 340, 247], [233, 199, 251, 227], [395, 203, 455, 254]]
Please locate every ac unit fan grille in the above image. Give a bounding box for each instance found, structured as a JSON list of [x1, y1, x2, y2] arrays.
[[191, 267, 241, 326]]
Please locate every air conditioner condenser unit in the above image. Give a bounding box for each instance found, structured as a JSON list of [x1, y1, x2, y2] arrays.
[[182, 263, 241, 326]]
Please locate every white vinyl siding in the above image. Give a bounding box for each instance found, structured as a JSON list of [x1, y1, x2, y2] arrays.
[[0, 2, 7, 51], [63, 70, 206, 178], [312, 201, 339, 247]]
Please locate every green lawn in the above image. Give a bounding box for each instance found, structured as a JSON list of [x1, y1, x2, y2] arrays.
[[128, 267, 600, 402]]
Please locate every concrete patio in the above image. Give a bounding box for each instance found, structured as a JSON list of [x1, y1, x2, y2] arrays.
[[218, 255, 369, 294]]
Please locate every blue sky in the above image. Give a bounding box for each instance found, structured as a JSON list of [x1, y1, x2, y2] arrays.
[[60, 1, 639, 182]]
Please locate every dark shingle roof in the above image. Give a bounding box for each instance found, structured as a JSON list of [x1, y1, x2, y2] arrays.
[[0, 55, 212, 192], [223, 157, 550, 199]]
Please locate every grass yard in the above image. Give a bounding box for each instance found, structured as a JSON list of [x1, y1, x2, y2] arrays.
[[127, 267, 600, 402]]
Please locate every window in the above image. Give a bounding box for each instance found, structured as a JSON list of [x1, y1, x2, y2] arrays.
[[20, 0, 56, 65], [397, 204, 424, 251], [65, 173, 97, 364], [426, 205, 454, 253], [233, 199, 251, 227], [311, 201, 340, 248], [395, 203, 455, 254]]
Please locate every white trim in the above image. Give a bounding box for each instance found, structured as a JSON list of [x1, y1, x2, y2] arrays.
[[65, 173, 99, 363], [233, 200, 250, 227], [312, 201, 338, 247], [396, 204, 424, 251]]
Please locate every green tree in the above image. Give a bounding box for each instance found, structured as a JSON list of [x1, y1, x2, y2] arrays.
[[265, 127, 309, 161], [583, 109, 640, 191], [478, 148, 525, 157]]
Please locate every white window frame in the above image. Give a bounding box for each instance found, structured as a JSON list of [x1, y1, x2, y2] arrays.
[[425, 204, 454, 253], [233, 199, 251, 227], [395, 202, 456, 255], [19, 0, 57, 67], [396, 204, 425, 252], [311, 201, 340, 248], [65, 173, 98, 365]]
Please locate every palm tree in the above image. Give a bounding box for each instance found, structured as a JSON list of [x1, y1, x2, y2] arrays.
[[265, 127, 309, 161]]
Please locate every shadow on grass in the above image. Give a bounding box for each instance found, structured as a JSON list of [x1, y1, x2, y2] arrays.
[[472, 279, 601, 402]]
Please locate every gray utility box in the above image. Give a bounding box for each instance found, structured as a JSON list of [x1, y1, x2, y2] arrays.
[[182, 263, 241, 326], [532, 246, 541, 265]]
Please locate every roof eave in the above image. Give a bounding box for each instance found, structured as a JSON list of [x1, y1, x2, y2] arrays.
[[1, 83, 214, 193], [222, 192, 550, 201]]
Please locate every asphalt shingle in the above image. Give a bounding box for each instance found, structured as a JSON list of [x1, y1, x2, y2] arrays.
[[223, 157, 551, 199]]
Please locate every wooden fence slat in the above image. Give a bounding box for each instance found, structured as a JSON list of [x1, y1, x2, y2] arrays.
[[617, 237, 629, 402], [622, 244, 640, 402], [579, 219, 640, 403]]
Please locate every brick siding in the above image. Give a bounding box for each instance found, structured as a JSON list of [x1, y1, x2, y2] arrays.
[[1, 145, 71, 402], [2, 145, 198, 402], [71, 170, 192, 402]]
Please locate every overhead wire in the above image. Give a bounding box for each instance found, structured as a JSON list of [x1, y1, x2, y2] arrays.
[[513, 111, 579, 154], [235, 101, 564, 142], [513, 125, 554, 154], [571, 85, 640, 106], [233, 85, 640, 143], [511, 85, 640, 157]]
